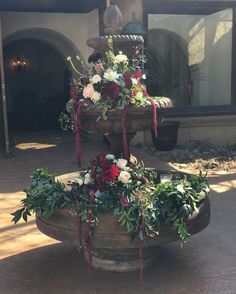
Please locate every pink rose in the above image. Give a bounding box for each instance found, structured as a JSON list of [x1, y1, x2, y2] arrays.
[[83, 83, 95, 99], [116, 158, 128, 169], [94, 63, 104, 74]]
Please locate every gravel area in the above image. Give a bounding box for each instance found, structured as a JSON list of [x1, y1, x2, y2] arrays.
[[140, 140, 236, 173]]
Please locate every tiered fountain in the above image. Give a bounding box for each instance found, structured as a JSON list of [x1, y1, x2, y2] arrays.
[[36, 4, 210, 273]]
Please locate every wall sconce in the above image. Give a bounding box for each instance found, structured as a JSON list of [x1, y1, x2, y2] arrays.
[[12, 57, 27, 73]]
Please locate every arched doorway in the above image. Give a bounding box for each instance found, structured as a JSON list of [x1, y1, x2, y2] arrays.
[[4, 38, 71, 131], [1, 28, 83, 145]]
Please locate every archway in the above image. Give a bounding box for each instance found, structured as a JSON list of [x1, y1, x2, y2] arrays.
[[4, 38, 71, 131], [2, 28, 82, 135]]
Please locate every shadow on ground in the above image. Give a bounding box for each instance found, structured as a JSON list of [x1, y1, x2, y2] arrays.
[[0, 242, 210, 294], [1, 131, 236, 293]]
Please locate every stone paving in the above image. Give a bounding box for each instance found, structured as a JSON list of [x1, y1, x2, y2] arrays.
[[0, 130, 236, 294]]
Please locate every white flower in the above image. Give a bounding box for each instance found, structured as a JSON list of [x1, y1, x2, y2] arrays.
[[84, 173, 93, 185], [114, 54, 128, 63], [131, 78, 138, 84], [142, 74, 146, 80], [71, 178, 83, 186], [104, 68, 120, 82], [105, 154, 116, 160], [90, 91, 101, 102], [118, 171, 131, 184], [116, 158, 128, 169], [92, 74, 102, 84]]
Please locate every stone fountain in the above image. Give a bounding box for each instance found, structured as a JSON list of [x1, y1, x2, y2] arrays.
[[36, 4, 210, 273]]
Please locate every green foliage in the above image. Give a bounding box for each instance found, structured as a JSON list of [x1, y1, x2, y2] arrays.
[[11, 169, 71, 223], [12, 166, 209, 244], [58, 110, 72, 131]]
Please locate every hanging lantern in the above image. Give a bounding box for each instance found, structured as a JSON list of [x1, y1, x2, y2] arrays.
[[103, 5, 123, 35]]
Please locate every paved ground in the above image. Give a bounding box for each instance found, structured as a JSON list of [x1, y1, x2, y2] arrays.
[[1, 130, 236, 294]]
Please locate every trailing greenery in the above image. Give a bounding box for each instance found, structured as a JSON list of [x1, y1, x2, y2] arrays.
[[11, 169, 72, 224], [12, 156, 209, 244]]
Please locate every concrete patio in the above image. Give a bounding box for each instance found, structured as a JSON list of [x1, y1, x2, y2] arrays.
[[0, 130, 236, 294]]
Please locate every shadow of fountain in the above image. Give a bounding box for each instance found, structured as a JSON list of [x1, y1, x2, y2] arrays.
[[0, 242, 210, 294]]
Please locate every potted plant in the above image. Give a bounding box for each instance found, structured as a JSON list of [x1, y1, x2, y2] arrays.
[[12, 153, 210, 281]]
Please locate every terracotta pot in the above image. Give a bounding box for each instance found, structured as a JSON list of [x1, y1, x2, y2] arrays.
[[36, 192, 210, 272]]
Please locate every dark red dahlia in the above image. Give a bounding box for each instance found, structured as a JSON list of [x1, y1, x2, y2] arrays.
[[80, 77, 90, 86], [123, 72, 132, 87], [88, 51, 102, 64], [95, 161, 120, 191], [103, 82, 121, 100]]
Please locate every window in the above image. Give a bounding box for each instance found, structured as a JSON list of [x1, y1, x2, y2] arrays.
[[147, 9, 233, 108]]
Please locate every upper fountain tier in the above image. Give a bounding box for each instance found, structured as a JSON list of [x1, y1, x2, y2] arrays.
[[86, 34, 144, 58]]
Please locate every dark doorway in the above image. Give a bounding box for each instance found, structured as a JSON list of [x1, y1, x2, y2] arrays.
[[3, 39, 70, 132]]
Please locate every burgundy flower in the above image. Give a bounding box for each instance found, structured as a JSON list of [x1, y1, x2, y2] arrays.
[[134, 70, 142, 79], [110, 164, 120, 180], [93, 153, 120, 191], [80, 77, 90, 86], [70, 85, 77, 99], [123, 72, 132, 87], [120, 197, 129, 207], [88, 51, 102, 64], [89, 190, 95, 202], [98, 153, 109, 169], [103, 82, 121, 100]]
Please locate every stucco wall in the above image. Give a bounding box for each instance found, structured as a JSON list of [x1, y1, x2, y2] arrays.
[[0, 10, 99, 62]]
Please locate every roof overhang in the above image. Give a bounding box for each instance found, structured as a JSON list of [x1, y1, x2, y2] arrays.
[[0, 0, 106, 13]]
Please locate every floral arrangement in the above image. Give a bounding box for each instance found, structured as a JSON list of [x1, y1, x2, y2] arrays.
[[12, 153, 209, 281], [59, 39, 161, 166]]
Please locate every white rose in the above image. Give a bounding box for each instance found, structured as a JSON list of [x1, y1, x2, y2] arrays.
[[114, 54, 128, 63], [118, 171, 131, 184], [105, 154, 116, 160], [92, 74, 102, 84], [116, 158, 128, 169], [104, 68, 120, 82], [90, 91, 101, 102], [84, 173, 93, 185], [71, 178, 83, 186]]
